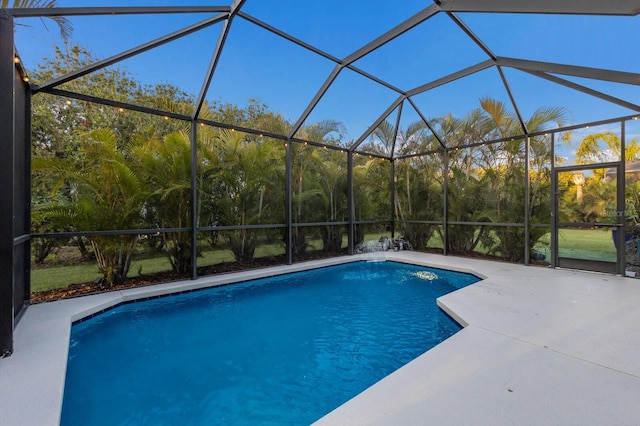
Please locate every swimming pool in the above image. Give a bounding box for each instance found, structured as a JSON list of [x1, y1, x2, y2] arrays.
[[61, 261, 480, 425]]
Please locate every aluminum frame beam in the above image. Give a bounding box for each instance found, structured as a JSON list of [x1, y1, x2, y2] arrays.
[[342, 4, 439, 66], [0, 9, 30, 358], [0, 9, 15, 356], [190, 120, 198, 279], [406, 97, 446, 150], [347, 152, 355, 254], [618, 123, 627, 275], [350, 95, 405, 152], [285, 141, 293, 264], [346, 65, 405, 95], [496, 66, 528, 134], [434, 0, 640, 16], [288, 65, 342, 139], [36, 13, 228, 92], [446, 12, 530, 134], [193, 0, 246, 119], [10, 0, 637, 17], [44, 88, 192, 121], [193, 17, 232, 119], [6, 6, 230, 17], [523, 70, 640, 113], [445, 12, 496, 60], [238, 13, 405, 97], [407, 59, 495, 97], [390, 159, 396, 239], [524, 135, 530, 264], [390, 101, 404, 157], [497, 57, 640, 86], [237, 12, 340, 64]]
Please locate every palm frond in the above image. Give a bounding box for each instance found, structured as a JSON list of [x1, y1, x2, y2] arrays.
[[4, 0, 73, 42]]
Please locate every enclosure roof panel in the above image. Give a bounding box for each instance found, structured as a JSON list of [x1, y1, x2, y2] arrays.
[[5, 0, 640, 155]]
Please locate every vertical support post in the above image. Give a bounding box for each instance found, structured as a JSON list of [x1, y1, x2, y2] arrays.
[[190, 120, 198, 279], [0, 11, 15, 356], [524, 135, 531, 265], [22, 89, 32, 304], [347, 151, 354, 255], [390, 159, 396, 239], [550, 133, 558, 268], [285, 139, 293, 264], [618, 120, 626, 275], [443, 148, 449, 256]]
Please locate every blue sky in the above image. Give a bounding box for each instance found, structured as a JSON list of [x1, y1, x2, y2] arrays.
[[11, 0, 640, 142]]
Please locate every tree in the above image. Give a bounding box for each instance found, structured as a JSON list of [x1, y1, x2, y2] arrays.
[[131, 131, 194, 274], [353, 156, 392, 242], [430, 98, 569, 260], [30, 44, 189, 263], [394, 152, 444, 250], [30, 45, 172, 157], [208, 129, 284, 263], [574, 131, 640, 164], [442, 108, 493, 255], [566, 130, 640, 228], [317, 149, 348, 252], [33, 129, 148, 286], [478, 99, 569, 261], [290, 120, 346, 256], [364, 118, 443, 249], [208, 98, 292, 136]]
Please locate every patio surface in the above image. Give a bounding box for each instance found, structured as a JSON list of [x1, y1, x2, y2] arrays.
[[2, 252, 640, 425]]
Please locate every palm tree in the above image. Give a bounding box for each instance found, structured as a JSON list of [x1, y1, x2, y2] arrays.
[[479, 98, 569, 261], [352, 155, 392, 242], [574, 131, 640, 164], [32, 129, 147, 286], [394, 153, 444, 250], [131, 131, 194, 274], [568, 130, 640, 241], [366, 120, 396, 157], [3, 0, 72, 43], [290, 120, 346, 256], [366, 118, 445, 248], [317, 149, 348, 252], [210, 129, 283, 263]]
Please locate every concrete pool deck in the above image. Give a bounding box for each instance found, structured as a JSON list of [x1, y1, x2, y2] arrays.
[[2, 252, 640, 425]]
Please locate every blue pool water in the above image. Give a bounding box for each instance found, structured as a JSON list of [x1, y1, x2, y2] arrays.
[[61, 261, 480, 425]]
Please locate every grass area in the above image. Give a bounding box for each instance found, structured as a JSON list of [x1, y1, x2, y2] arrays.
[[559, 228, 616, 252], [32, 241, 288, 293], [402, 227, 616, 262], [30, 228, 621, 294], [196, 242, 283, 268], [32, 255, 170, 293], [31, 264, 102, 293], [533, 228, 617, 262]]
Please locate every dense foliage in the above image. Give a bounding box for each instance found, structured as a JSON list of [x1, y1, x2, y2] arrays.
[[30, 44, 640, 289]]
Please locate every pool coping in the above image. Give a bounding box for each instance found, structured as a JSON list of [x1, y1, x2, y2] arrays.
[[2, 252, 640, 425]]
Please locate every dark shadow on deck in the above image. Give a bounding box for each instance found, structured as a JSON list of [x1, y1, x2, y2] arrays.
[[558, 257, 617, 274]]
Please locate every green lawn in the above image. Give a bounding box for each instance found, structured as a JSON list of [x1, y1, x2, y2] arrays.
[[31, 228, 621, 293], [31, 242, 286, 293], [535, 228, 617, 262], [32, 254, 172, 293]]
